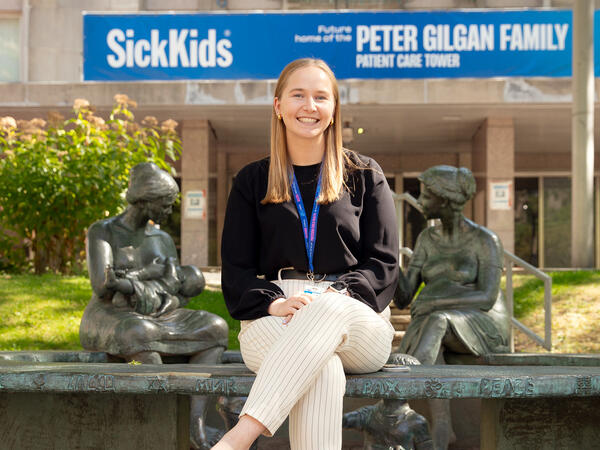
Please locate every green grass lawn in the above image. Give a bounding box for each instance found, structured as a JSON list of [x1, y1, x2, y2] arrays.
[[508, 270, 600, 319], [0, 273, 240, 351], [507, 270, 600, 353], [1, 271, 598, 354]]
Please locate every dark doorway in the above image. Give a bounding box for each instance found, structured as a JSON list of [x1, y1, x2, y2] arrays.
[[514, 177, 538, 266]]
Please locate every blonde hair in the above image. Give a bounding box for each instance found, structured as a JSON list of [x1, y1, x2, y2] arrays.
[[262, 58, 349, 205]]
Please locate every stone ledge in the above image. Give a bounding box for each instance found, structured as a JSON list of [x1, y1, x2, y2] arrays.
[[0, 351, 112, 363], [1, 361, 599, 400], [445, 352, 600, 367], [0, 349, 243, 364]]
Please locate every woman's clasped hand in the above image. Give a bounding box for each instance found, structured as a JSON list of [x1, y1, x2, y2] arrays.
[[267, 293, 313, 324]]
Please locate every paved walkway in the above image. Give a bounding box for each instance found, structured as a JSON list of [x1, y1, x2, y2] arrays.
[[201, 267, 221, 289]]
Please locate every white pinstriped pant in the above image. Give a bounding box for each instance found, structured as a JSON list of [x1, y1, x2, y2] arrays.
[[238, 279, 395, 450]]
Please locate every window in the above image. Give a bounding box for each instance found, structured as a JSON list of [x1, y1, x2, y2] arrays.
[[514, 176, 597, 268], [543, 177, 571, 268], [0, 17, 20, 82]]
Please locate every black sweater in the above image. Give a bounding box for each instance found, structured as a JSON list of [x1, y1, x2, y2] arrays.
[[221, 153, 399, 320]]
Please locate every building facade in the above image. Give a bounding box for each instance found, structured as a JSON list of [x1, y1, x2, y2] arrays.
[[1, 0, 598, 268]]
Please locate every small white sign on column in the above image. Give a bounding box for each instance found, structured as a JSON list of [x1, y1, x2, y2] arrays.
[[184, 190, 206, 219], [489, 181, 512, 210]]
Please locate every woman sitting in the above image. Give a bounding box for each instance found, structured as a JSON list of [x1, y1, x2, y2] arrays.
[[214, 58, 399, 450]]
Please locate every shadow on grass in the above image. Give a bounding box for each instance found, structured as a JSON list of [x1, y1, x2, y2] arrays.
[[512, 277, 545, 318]]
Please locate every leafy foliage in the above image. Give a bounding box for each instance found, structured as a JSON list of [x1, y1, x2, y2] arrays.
[[0, 96, 181, 274]]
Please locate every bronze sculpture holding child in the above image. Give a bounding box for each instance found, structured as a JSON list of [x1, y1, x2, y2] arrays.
[[80, 162, 229, 449]]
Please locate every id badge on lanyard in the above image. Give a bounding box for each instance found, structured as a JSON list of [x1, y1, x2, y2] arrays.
[[289, 167, 323, 276]]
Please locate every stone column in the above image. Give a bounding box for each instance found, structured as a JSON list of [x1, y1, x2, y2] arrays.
[[472, 118, 515, 253], [216, 151, 228, 264], [571, 0, 595, 268], [180, 120, 216, 267]]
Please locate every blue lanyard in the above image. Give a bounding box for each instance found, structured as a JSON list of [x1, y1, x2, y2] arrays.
[[290, 167, 323, 274]]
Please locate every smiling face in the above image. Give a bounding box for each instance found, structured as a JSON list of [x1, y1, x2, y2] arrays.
[[273, 65, 336, 145], [418, 183, 447, 219]]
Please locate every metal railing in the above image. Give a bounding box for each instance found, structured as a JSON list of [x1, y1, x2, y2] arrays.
[[393, 192, 428, 267], [504, 252, 552, 351], [392, 192, 552, 351]]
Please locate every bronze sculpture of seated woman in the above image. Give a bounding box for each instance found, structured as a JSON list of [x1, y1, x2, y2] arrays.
[[396, 165, 510, 450], [79, 162, 228, 449]]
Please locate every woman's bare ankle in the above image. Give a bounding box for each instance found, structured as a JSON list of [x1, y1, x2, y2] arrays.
[[211, 436, 235, 450], [211, 415, 266, 449]]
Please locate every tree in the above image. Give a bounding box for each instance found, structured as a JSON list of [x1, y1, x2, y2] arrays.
[[0, 95, 181, 274]]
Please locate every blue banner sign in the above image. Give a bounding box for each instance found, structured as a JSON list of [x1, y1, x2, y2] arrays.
[[83, 10, 580, 81]]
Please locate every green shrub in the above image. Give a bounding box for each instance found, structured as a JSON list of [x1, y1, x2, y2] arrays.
[[0, 96, 180, 274]]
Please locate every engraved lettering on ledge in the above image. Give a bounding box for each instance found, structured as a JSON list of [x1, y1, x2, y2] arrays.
[[68, 374, 116, 392], [362, 380, 391, 396], [195, 378, 235, 396], [147, 376, 169, 392], [575, 376, 592, 395], [479, 377, 535, 397], [384, 379, 405, 395], [424, 378, 444, 398], [361, 380, 373, 395], [33, 374, 46, 388], [360, 379, 412, 397]]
